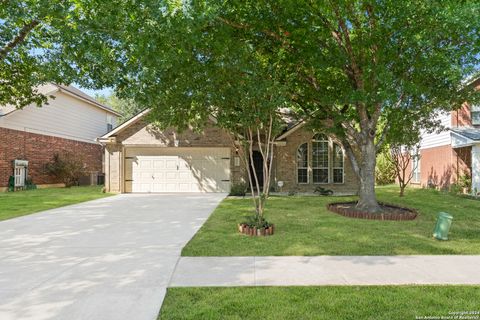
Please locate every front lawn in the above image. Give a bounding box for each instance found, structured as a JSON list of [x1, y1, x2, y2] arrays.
[[182, 186, 480, 255], [0, 186, 111, 221], [159, 286, 480, 320]]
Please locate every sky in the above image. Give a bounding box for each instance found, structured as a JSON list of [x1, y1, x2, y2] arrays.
[[77, 85, 112, 98]]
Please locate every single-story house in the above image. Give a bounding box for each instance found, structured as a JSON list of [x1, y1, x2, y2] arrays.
[[0, 83, 121, 191], [98, 109, 359, 194]]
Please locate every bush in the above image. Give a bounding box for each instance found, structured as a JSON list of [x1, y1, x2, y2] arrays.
[[25, 178, 37, 190], [229, 182, 247, 196], [44, 151, 86, 187], [458, 171, 472, 192], [449, 183, 463, 195], [375, 151, 396, 185], [314, 186, 333, 196]]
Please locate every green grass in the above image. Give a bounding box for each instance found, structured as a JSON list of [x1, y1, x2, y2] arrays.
[[0, 186, 112, 221], [159, 286, 480, 320], [182, 186, 480, 256]]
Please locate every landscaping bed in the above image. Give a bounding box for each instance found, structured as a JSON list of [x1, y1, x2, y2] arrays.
[[159, 286, 480, 320], [327, 201, 418, 220]]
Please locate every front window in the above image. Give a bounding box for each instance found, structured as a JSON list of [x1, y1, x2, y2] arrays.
[[472, 105, 480, 125], [297, 143, 308, 183], [312, 134, 329, 183], [412, 152, 421, 183], [332, 143, 344, 183]]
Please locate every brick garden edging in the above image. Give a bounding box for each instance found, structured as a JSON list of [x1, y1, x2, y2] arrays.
[[238, 224, 275, 236], [327, 201, 418, 221]]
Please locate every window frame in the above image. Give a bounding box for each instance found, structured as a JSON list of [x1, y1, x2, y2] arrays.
[[312, 134, 330, 184], [411, 152, 421, 184], [471, 104, 480, 125], [296, 143, 309, 184], [332, 142, 345, 184]]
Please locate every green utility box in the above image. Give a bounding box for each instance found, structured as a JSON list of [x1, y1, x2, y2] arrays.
[[433, 212, 453, 240]]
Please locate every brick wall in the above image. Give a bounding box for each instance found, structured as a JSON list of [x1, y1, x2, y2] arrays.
[[274, 127, 359, 194], [451, 102, 472, 127], [0, 127, 103, 187], [106, 120, 359, 194], [413, 145, 472, 189]]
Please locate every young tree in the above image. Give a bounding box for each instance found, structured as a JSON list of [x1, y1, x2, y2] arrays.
[[53, 1, 480, 213], [140, 35, 288, 225], [388, 145, 420, 197]]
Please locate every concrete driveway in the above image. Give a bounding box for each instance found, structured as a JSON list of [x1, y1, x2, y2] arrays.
[[0, 193, 226, 320]]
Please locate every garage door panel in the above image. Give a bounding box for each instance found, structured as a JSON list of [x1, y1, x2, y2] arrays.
[[178, 171, 192, 180], [139, 160, 152, 168], [129, 148, 230, 193], [165, 172, 177, 180], [165, 159, 177, 169], [165, 183, 177, 192], [152, 183, 164, 192], [153, 160, 165, 168]]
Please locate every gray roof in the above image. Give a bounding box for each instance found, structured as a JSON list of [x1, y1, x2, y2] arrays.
[[451, 127, 480, 141]]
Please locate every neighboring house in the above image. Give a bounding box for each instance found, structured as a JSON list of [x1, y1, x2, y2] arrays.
[[98, 110, 359, 194], [0, 84, 120, 191], [410, 77, 480, 193]]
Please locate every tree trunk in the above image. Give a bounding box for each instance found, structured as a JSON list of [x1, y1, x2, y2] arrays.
[[356, 138, 382, 213], [399, 185, 405, 197]]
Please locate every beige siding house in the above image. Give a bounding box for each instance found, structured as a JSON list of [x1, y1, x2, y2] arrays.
[[0, 84, 118, 142], [0, 84, 120, 190], [99, 110, 359, 194]]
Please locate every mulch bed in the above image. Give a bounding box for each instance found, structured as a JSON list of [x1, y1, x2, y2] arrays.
[[327, 201, 418, 221]]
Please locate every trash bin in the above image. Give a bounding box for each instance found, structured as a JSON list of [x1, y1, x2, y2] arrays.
[[433, 212, 453, 240]]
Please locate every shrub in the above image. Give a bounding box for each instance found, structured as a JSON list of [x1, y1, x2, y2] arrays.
[[375, 151, 396, 185], [458, 171, 472, 192], [314, 186, 333, 196], [44, 151, 86, 187], [449, 183, 463, 195], [229, 182, 247, 196]]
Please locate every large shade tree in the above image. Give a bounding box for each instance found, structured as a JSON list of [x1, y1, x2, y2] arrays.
[[0, 0, 123, 108], [8, 1, 480, 213], [1, 0, 74, 108]]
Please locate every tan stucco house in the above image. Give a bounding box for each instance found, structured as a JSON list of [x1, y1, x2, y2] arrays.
[[98, 109, 359, 194]]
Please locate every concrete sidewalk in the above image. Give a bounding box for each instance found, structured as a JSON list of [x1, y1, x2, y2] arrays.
[[170, 255, 480, 287]]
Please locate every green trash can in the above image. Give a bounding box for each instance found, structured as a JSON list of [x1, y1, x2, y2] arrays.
[[433, 212, 453, 240]]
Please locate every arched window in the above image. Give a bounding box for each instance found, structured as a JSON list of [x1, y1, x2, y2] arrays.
[[297, 143, 308, 183], [332, 143, 344, 183], [312, 134, 329, 183]]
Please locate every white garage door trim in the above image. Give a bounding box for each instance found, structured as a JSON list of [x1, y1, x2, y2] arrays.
[[126, 147, 231, 193]]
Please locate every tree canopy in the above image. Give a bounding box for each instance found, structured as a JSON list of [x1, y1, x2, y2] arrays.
[[3, 0, 480, 212]]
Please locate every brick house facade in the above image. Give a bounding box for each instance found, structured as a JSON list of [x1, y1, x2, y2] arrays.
[[273, 127, 358, 194], [100, 110, 359, 194], [410, 78, 480, 193], [0, 127, 103, 188], [0, 84, 120, 191]]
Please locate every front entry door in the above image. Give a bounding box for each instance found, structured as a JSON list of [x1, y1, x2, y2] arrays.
[[250, 151, 264, 189]]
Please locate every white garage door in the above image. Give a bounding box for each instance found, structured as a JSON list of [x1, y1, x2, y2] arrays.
[[129, 148, 230, 193]]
